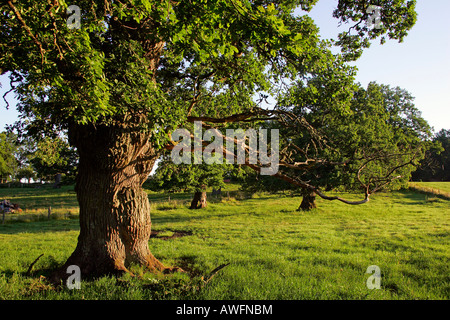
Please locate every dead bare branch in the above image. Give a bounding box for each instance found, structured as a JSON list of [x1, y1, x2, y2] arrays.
[[26, 254, 44, 276]]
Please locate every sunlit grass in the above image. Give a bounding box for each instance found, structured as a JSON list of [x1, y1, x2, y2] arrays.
[[0, 185, 448, 300], [409, 182, 450, 199]]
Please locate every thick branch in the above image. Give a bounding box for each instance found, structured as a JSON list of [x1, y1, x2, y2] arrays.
[[165, 122, 370, 206], [168, 108, 377, 206], [187, 111, 265, 124], [246, 164, 370, 205]]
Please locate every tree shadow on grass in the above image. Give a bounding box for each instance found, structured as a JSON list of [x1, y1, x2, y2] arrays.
[[0, 218, 80, 235], [391, 190, 434, 206], [0, 208, 204, 235]]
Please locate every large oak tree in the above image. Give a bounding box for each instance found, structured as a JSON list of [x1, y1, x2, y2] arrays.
[[1, 0, 418, 280]]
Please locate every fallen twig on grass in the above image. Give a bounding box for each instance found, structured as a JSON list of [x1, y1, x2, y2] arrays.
[[202, 263, 230, 285], [26, 254, 44, 276]]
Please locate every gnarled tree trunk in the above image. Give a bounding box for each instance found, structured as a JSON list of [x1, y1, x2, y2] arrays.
[[51, 120, 169, 282], [190, 191, 207, 209], [298, 189, 317, 211]]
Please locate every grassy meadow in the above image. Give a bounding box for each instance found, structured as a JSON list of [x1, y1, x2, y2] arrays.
[[0, 184, 449, 300]]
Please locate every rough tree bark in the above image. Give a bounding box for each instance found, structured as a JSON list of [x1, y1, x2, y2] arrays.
[[51, 119, 172, 282], [298, 189, 317, 211], [190, 191, 207, 209]]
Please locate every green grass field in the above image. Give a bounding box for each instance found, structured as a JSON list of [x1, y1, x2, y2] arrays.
[[0, 184, 449, 300]]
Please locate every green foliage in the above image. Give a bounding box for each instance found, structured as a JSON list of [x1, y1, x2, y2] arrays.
[[15, 166, 35, 182], [242, 79, 434, 197], [0, 0, 423, 198], [1, 0, 418, 149], [340, 83, 433, 191], [239, 165, 296, 194], [29, 136, 78, 182], [0, 132, 17, 181], [273, 81, 432, 195], [333, 0, 417, 61], [412, 129, 450, 182], [0, 131, 77, 183], [150, 157, 229, 193]]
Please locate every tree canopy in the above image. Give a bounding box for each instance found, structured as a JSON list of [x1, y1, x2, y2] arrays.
[[2, 1, 417, 136], [29, 136, 78, 183]]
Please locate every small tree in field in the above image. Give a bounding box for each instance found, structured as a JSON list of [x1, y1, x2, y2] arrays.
[[1, 0, 419, 280], [150, 156, 228, 209]]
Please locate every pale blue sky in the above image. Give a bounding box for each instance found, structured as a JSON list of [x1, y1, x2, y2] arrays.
[[1, 0, 449, 132], [306, 0, 450, 132]]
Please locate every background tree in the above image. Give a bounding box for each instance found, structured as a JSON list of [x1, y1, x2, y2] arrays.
[[412, 129, 450, 182], [150, 157, 228, 209], [239, 166, 295, 195], [1, 0, 418, 280], [7, 132, 78, 184], [0, 132, 17, 183], [15, 165, 36, 184], [11, 134, 36, 183], [243, 80, 433, 210], [29, 136, 78, 185]]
